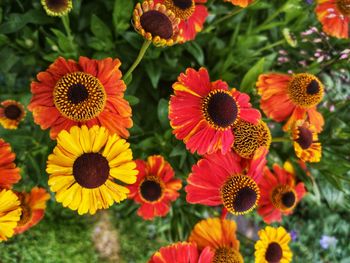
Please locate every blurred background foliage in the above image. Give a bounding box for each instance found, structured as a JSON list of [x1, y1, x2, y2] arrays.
[[0, 0, 349, 262]]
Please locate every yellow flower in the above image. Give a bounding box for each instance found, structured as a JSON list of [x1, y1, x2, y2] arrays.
[[41, 0, 73, 17], [189, 217, 244, 262], [292, 120, 322, 162], [0, 189, 22, 242], [46, 125, 138, 215], [0, 100, 26, 129], [255, 226, 292, 263]]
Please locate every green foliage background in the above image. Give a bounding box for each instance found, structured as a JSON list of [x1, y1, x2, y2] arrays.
[[0, 0, 349, 262]]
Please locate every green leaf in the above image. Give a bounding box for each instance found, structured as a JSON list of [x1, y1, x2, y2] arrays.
[[157, 99, 170, 129], [145, 62, 161, 89], [90, 14, 112, 39], [113, 0, 133, 34], [125, 95, 140, 106], [240, 57, 265, 92], [185, 42, 204, 65]]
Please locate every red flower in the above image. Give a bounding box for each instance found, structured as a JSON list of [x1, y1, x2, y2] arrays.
[[149, 242, 214, 263], [14, 187, 50, 234], [154, 0, 208, 42], [258, 163, 306, 224], [315, 0, 349, 39], [127, 155, 182, 220], [169, 68, 261, 155], [28, 57, 132, 139], [186, 147, 267, 215], [256, 73, 324, 132], [0, 138, 20, 189]]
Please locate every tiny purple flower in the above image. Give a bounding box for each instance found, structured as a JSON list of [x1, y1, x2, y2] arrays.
[[320, 235, 338, 249], [290, 230, 298, 241]]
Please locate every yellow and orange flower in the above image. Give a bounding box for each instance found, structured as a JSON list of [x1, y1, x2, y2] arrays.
[[169, 68, 261, 155], [186, 147, 267, 215], [41, 0, 73, 17], [0, 100, 26, 129], [133, 1, 181, 46], [255, 226, 292, 263], [46, 125, 138, 215], [149, 242, 214, 263], [0, 189, 22, 242], [224, 0, 254, 7], [189, 218, 243, 262], [127, 155, 182, 220], [28, 56, 132, 139], [14, 187, 50, 234], [256, 73, 324, 132], [0, 138, 21, 189], [315, 0, 349, 39], [154, 0, 208, 42], [292, 120, 322, 163], [258, 163, 306, 224]]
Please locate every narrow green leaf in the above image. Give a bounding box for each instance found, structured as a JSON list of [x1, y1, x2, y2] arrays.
[[113, 0, 134, 34], [90, 14, 112, 39], [157, 99, 170, 129], [240, 57, 265, 92]]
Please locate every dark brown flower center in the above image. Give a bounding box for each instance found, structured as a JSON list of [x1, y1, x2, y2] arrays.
[[4, 105, 22, 120], [173, 0, 193, 9], [221, 175, 260, 215], [281, 191, 296, 208], [73, 153, 110, 189], [44, 0, 69, 12], [213, 247, 243, 263], [265, 242, 283, 263], [337, 0, 350, 16], [306, 80, 320, 95], [140, 11, 173, 39], [140, 177, 163, 202], [68, 84, 89, 104], [54, 72, 106, 122], [203, 90, 238, 129], [296, 127, 313, 149]]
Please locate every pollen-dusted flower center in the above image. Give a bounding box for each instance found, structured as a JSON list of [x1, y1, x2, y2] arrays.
[[44, 0, 70, 12], [287, 73, 323, 108], [202, 90, 239, 130], [337, 0, 350, 16], [53, 72, 106, 122], [213, 247, 244, 263], [221, 175, 260, 215], [73, 153, 110, 189], [17, 203, 32, 227], [296, 126, 313, 149], [271, 185, 297, 211], [164, 0, 195, 20], [265, 242, 283, 263], [140, 176, 164, 202], [140, 11, 174, 39], [4, 105, 22, 120], [232, 120, 271, 158]]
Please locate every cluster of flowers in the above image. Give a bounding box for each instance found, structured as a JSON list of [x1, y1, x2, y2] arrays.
[[0, 0, 347, 262]]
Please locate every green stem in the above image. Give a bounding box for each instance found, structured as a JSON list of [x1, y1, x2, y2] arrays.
[[237, 232, 255, 244], [255, 39, 285, 53], [61, 15, 76, 55], [271, 137, 290, 143], [123, 40, 152, 82]]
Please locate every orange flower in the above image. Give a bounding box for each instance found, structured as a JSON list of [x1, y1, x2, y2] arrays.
[[133, 1, 181, 46], [258, 163, 306, 224], [127, 155, 182, 220], [28, 57, 132, 139], [292, 120, 322, 163], [0, 138, 21, 189], [256, 73, 324, 132], [315, 0, 349, 39], [149, 242, 214, 263], [0, 100, 26, 129], [169, 68, 261, 155], [189, 218, 243, 262], [224, 0, 254, 7], [154, 0, 208, 42], [14, 187, 50, 234]]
